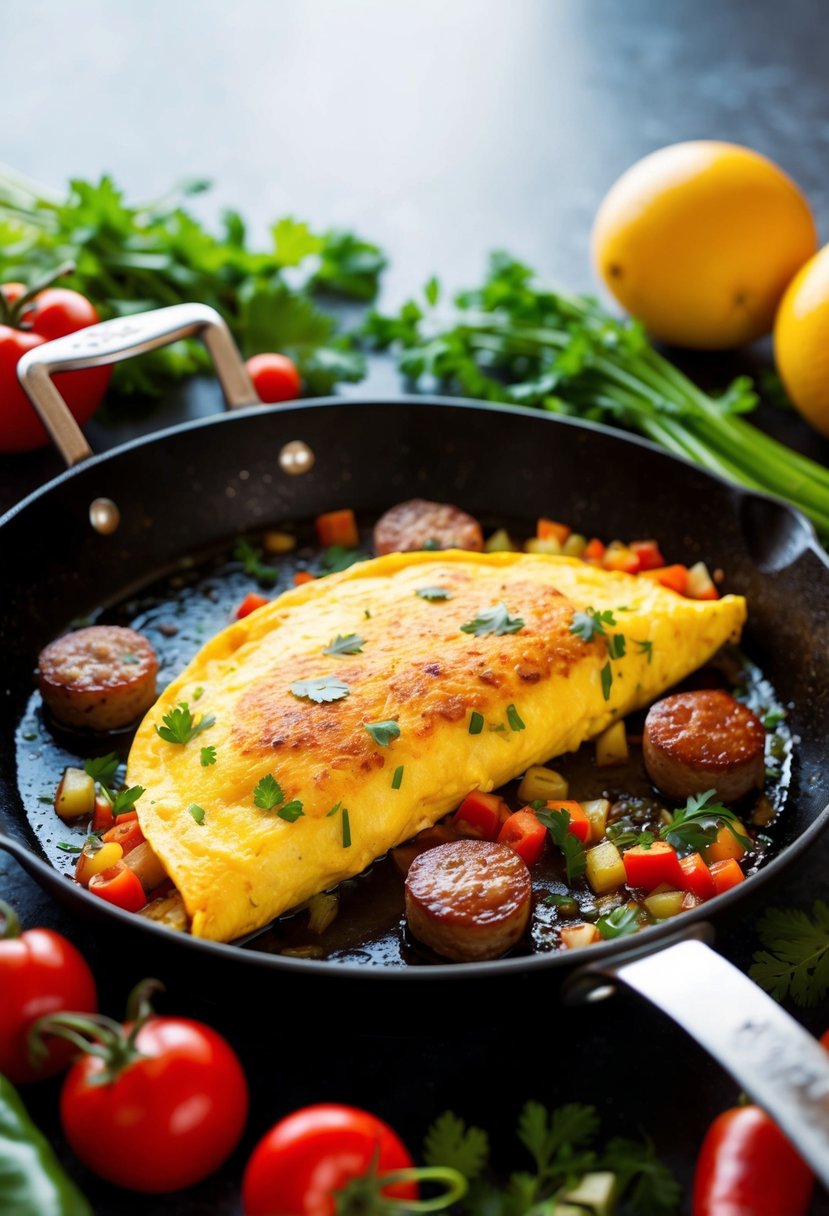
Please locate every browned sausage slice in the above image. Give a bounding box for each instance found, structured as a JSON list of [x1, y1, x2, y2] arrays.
[[38, 626, 159, 730], [405, 838, 531, 961], [643, 688, 765, 803], [373, 499, 484, 555]]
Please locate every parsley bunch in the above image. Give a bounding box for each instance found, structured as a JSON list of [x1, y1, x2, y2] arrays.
[[750, 900, 829, 1007], [365, 253, 829, 539], [0, 168, 385, 401]]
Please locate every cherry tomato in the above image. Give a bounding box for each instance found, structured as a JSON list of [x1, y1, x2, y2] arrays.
[[242, 1103, 417, 1216], [692, 1105, 814, 1216], [0, 281, 111, 452], [60, 1014, 249, 1192], [0, 900, 97, 1083], [246, 352, 302, 403]]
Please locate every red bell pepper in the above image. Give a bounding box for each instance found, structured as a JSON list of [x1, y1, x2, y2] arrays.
[[453, 791, 508, 841], [101, 816, 145, 856], [629, 539, 665, 570], [537, 518, 571, 545], [692, 1105, 814, 1216], [315, 509, 359, 549], [544, 800, 591, 843], [639, 564, 690, 595], [622, 841, 685, 890], [88, 863, 147, 912], [708, 857, 745, 894], [236, 592, 269, 619], [498, 810, 547, 866], [678, 852, 716, 901]]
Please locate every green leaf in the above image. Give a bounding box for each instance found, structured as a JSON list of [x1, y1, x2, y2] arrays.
[[83, 752, 120, 789], [113, 785, 144, 816], [424, 276, 441, 307], [469, 711, 485, 735], [253, 774, 284, 811], [534, 807, 586, 884], [271, 217, 323, 267], [422, 1111, 490, 1180], [416, 586, 453, 601], [278, 800, 305, 822], [603, 1134, 681, 1216], [323, 633, 365, 657], [570, 607, 618, 644], [155, 702, 215, 745], [290, 676, 351, 703], [600, 661, 613, 701], [637, 639, 653, 664], [460, 602, 524, 638], [200, 746, 217, 767], [749, 901, 829, 1007], [364, 720, 400, 747], [341, 807, 352, 848], [233, 537, 278, 586], [319, 545, 369, 574], [660, 789, 751, 854], [597, 903, 643, 940], [188, 804, 206, 825]]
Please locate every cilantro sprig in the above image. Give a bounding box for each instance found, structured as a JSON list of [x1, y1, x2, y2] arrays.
[[83, 752, 143, 816], [155, 702, 216, 746], [323, 633, 365, 657], [364, 720, 400, 747], [234, 538, 277, 586], [750, 900, 829, 1006], [460, 602, 524, 638], [660, 790, 751, 854], [253, 774, 304, 822], [534, 805, 586, 884], [290, 676, 350, 703]]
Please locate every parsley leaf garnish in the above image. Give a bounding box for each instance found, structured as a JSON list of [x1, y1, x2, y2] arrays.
[[750, 900, 829, 1006], [416, 586, 453, 602], [608, 633, 626, 659], [597, 903, 643, 940], [253, 774, 284, 811], [607, 823, 654, 850], [534, 806, 586, 883], [600, 661, 613, 701], [290, 676, 350, 703], [637, 639, 654, 663], [517, 1101, 600, 1201], [604, 1134, 683, 1215], [323, 633, 365, 657], [234, 537, 277, 586], [569, 607, 618, 643], [200, 746, 217, 767], [155, 702, 215, 745], [423, 1112, 490, 1180], [278, 800, 305, 822], [112, 786, 144, 816], [83, 752, 120, 790], [660, 789, 751, 854], [188, 804, 206, 825], [364, 720, 400, 746], [460, 602, 524, 637]]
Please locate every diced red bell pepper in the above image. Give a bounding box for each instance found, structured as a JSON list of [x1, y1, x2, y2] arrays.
[[630, 539, 666, 571], [537, 518, 571, 545], [543, 800, 591, 843], [315, 509, 359, 549], [454, 790, 508, 841], [678, 851, 717, 901], [582, 538, 606, 562], [638, 564, 690, 595], [236, 591, 269, 619], [709, 857, 745, 895], [622, 841, 685, 890], [293, 570, 316, 586], [91, 795, 115, 834], [498, 810, 547, 866], [101, 816, 145, 855], [88, 862, 147, 912]]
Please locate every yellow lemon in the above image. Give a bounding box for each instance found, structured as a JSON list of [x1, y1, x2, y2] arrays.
[[592, 141, 817, 349], [774, 243, 829, 437]]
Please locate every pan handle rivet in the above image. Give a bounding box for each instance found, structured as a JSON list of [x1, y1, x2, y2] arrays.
[[279, 440, 315, 476], [89, 497, 120, 535]]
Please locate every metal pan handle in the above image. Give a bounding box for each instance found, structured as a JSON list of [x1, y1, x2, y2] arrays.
[[566, 932, 829, 1186], [16, 302, 257, 468]]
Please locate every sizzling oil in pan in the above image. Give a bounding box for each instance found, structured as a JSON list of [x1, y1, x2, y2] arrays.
[[14, 519, 793, 967]]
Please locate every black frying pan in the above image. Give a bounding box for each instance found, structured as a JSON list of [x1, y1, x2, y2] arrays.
[[2, 305, 829, 1178]]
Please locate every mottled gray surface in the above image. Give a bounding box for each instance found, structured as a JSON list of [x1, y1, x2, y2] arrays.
[[2, 3, 829, 1212]]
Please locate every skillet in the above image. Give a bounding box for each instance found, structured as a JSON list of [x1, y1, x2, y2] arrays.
[[2, 303, 829, 1179]]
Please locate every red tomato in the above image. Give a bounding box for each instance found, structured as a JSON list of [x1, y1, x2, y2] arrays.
[[242, 1104, 417, 1216], [0, 282, 111, 452], [692, 1105, 814, 1216], [60, 1015, 248, 1192], [0, 900, 97, 1083], [246, 352, 302, 403], [87, 861, 147, 912]]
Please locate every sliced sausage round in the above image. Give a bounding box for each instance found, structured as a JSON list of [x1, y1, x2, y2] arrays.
[[38, 626, 159, 731], [643, 688, 766, 803], [405, 838, 531, 961], [373, 499, 484, 556]]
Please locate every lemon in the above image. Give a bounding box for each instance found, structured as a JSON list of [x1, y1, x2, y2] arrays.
[[774, 244, 829, 437], [592, 141, 817, 349]]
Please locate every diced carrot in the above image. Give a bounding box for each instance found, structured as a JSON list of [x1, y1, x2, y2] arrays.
[[582, 538, 606, 561], [315, 509, 359, 548], [622, 841, 685, 890], [686, 560, 719, 600], [638, 564, 690, 595], [709, 857, 745, 894], [102, 816, 145, 856], [704, 820, 748, 863], [602, 542, 641, 573], [88, 862, 147, 912], [293, 570, 316, 586], [236, 591, 269, 619], [537, 518, 571, 545], [543, 800, 591, 843], [498, 810, 547, 866], [630, 539, 666, 571], [678, 851, 716, 901], [454, 790, 509, 841]]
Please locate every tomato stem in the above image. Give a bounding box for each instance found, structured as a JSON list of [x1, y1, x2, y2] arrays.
[[0, 898, 21, 940], [5, 260, 76, 328], [378, 1167, 469, 1212]]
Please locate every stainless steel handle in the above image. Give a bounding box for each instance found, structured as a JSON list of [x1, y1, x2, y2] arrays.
[[566, 934, 829, 1186], [16, 302, 258, 467]]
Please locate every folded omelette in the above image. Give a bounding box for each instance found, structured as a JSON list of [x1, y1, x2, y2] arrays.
[[128, 552, 747, 941]]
